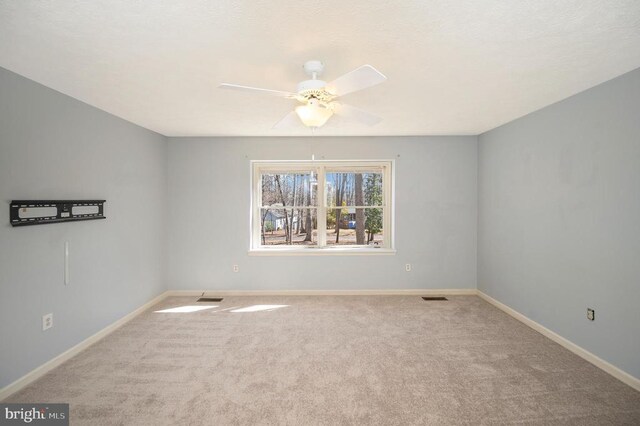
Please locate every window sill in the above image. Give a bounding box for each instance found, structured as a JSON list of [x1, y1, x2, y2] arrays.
[[248, 247, 397, 256]]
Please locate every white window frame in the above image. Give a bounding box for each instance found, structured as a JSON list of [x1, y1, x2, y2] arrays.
[[250, 159, 395, 255]]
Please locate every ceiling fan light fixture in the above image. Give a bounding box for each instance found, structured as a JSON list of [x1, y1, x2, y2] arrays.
[[221, 60, 387, 130], [295, 102, 333, 128]]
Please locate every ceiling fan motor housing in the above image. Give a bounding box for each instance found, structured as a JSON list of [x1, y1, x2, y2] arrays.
[[296, 79, 325, 93], [296, 79, 336, 103]]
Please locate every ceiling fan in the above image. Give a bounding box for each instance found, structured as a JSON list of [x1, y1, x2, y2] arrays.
[[219, 60, 387, 129]]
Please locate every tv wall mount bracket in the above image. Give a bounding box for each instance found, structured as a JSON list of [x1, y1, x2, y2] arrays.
[[10, 200, 106, 227]]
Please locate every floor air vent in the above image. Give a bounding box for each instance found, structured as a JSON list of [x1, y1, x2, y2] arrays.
[[422, 296, 448, 301], [197, 297, 223, 302]]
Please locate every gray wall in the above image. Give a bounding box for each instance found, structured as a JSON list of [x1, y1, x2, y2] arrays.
[[478, 68, 640, 379], [167, 136, 477, 291], [0, 67, 167, 388]]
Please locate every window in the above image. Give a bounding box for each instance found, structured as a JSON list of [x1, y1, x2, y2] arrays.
[[251, 160, 394, 254]]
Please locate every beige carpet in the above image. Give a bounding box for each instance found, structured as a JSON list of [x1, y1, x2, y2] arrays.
[[5, 296, 640, 425]]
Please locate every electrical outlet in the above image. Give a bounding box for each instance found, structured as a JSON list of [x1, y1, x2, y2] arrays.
[[233, 264, 239, 273], [405, 263, 411, 272], [42, 313, 53, 331], [587, 308, 595, 321]]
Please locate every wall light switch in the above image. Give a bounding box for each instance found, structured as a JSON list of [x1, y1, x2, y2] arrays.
[[587, 308, 595, 321]]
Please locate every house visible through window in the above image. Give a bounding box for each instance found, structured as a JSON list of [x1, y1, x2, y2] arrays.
[[251, 160, 394, 253]]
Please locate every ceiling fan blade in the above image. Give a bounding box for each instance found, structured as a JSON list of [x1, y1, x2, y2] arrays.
[[272, 111, 305, 129], [219, 83, 298, 98], [331, 103, 382, 126], [325, 65, 387, 97]]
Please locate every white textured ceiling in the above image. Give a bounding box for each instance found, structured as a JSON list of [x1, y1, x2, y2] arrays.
[[1, 1, 639, 136]]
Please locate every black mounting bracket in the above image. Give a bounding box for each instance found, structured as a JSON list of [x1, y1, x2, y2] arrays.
[[10, 200, 106, 227]]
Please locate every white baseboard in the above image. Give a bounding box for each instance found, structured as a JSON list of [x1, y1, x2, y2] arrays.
[[166, 288, 478, 296], [477, 290, 640, 392], [0, 291, 170, 401]]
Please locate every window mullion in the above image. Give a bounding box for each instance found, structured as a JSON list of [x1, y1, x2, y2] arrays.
[[384, 165, 392, 249], [252, 166, 262, 249], [317, 166, 327, 247]]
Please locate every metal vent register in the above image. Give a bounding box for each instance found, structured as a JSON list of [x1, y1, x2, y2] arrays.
[[197, 297, 224, 302]]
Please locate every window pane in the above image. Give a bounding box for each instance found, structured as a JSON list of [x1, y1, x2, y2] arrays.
[[260, 208, 317, 246], [325, 208, 384, 246], [262, 172, 317, 207], [325, 172, 383, 207]]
